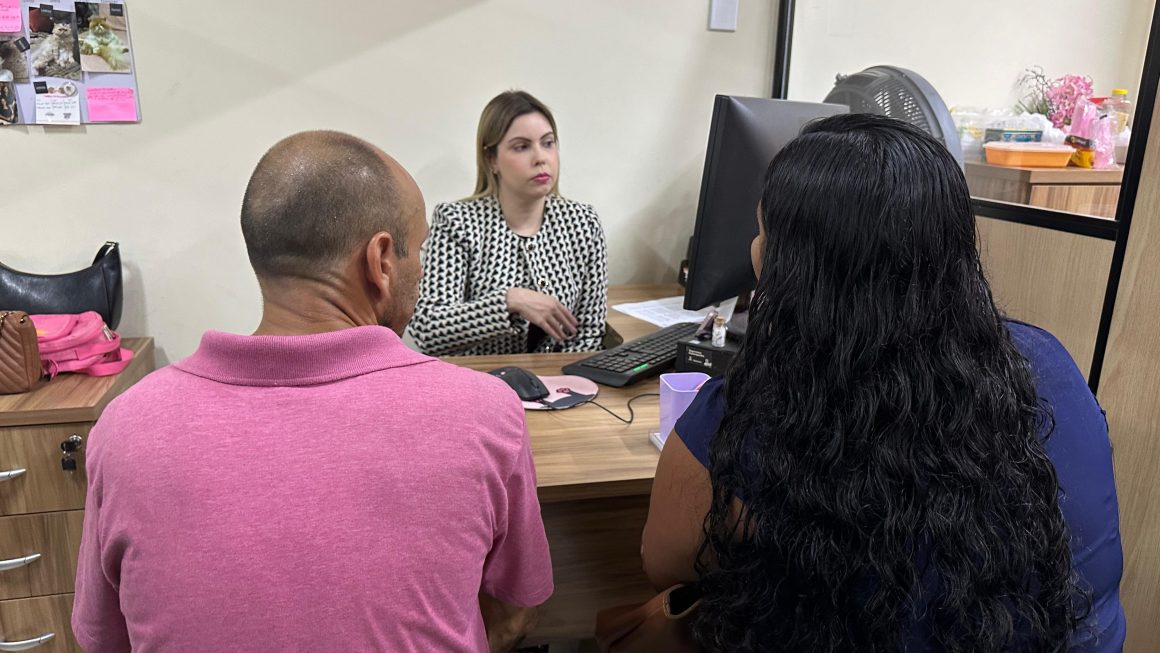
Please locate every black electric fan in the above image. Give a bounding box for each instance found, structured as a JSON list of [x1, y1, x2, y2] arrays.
[[824, 65, 964, 168]]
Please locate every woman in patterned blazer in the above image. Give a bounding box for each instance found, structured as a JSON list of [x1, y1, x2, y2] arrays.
[[409, 90, 609, 356]]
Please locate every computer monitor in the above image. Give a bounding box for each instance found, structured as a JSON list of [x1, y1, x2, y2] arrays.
[[683, 96, 849, 310]]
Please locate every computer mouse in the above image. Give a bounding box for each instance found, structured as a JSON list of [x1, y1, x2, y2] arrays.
[[488, 366, 550, 402]]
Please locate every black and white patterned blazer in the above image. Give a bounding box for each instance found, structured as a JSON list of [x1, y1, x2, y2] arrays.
[[408, 195, 608, 356]]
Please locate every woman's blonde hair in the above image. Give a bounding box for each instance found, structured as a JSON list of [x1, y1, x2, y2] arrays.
[[470, 90, 560, 198]]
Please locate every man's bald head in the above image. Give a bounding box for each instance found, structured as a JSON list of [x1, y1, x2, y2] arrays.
[[241, 130, 416, 281]]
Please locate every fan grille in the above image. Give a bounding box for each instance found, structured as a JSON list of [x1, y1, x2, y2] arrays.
[[824, 66, 962, 167], [874, 82, 931, 132]]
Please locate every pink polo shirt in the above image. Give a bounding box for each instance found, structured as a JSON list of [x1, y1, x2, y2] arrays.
[[72, 326, 553, 652]]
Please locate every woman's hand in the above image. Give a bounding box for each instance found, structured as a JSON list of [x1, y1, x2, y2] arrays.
[[506, 288, 579, 342]]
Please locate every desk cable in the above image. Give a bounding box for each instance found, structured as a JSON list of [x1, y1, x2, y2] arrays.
[[586, 393, 659, 425]]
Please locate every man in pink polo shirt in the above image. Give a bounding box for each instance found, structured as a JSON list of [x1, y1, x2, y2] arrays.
[[72, 131, 553, 652]]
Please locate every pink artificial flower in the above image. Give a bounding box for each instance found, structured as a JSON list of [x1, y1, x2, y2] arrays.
[[1046, 74, 1094, 128]]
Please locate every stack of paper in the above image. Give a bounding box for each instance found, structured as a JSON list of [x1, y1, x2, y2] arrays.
[[612, 295, 737, 328]]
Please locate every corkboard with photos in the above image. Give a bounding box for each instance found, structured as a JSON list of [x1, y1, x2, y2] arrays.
[[0, 0, 139, 125]]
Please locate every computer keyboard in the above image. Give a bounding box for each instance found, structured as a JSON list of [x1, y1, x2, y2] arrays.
[[562, 322, 701, 387]]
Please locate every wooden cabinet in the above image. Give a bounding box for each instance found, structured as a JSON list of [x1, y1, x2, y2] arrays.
[[966, 161, 1123, 218], [0, 339, 152, 652], [0, 594, 80, 653], [0, 512, 84, 601], [0, 425, 90, 517]]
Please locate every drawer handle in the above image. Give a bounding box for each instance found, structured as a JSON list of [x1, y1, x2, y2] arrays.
[[0, 469, 26, 482], [0, 634, 55, 651], [0, 553, 41, 572]]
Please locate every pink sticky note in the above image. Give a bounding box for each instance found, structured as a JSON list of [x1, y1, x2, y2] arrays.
[[0, 0, 21, 32], [85, 87, 138, 122]]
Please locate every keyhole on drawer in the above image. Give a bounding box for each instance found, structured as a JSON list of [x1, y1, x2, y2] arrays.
[[60, 435, 83, 473]]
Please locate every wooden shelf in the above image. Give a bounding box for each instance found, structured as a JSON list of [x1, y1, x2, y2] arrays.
[[966, 161, 1123, 219], [966, 160, 1124, 185]]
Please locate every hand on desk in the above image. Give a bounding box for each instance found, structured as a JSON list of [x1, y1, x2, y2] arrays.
[[506, 288, 578, 342]]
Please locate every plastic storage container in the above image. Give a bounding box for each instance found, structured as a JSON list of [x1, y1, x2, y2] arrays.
[[656, 372, 711, 448], [984, 142, 1074, 167], [1105, 89, 1133, 133], [1116, 127, 1131, 165], [983, 128, 1043, 143]]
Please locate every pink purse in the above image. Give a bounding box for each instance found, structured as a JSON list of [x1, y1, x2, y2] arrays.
[[30, 311, 133, 378]]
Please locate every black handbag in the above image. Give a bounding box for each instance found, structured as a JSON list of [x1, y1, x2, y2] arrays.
[[0, 242, 123, 329]]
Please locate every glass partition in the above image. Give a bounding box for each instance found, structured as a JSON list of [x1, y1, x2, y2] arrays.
[[783, 0, 1155, 220]]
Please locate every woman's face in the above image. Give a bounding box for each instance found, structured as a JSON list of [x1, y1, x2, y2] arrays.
[[751, 204, 767, 279], [491, 111, 558, 201]]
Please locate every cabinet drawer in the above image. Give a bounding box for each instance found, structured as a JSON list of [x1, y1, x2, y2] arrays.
[[0, 512, 83, 601], [0, 593, 80, 653], [0, 424, 89, 517]]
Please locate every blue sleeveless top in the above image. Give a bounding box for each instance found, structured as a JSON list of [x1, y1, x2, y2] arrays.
[[674, 321, 1125, 651]]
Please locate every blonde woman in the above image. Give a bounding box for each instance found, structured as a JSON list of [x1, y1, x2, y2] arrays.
[[410, 91, 608, 356]]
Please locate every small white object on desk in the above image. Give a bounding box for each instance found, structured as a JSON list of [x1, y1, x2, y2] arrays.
[[649, 431, 667, 451], [613, 295, 737, 328]]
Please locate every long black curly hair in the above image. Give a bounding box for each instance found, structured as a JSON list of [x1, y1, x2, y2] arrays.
[[693, 114, 1086, 652]]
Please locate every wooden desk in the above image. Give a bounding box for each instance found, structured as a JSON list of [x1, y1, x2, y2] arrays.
[[965, 161, 1123, 218], [452, 284, 681, 643]]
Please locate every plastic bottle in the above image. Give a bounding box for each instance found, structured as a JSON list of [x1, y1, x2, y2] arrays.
[[711, 315, 726, 348], [1116, 126, 1131, 165], [1105, 89, 1133, 134]]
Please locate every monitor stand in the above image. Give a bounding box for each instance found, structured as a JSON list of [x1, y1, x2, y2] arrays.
[[725, 292, 752, 340], [726, 310, 748, 340]]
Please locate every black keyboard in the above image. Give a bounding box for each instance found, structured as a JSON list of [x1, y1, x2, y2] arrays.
[[563, 322, 701, 387]]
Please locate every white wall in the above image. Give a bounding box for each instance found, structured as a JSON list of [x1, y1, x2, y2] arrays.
[[788, 0, 1154, 111], [5, 0, 1153, 363], [1, 0, 776, 362]]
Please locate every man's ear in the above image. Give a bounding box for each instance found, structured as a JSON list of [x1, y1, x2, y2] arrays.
[[364, 231, 395, 299]]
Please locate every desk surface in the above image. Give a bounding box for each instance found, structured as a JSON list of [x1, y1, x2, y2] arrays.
[[451, 284, 682, 504]]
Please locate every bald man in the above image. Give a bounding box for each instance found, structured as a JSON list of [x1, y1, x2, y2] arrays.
[[72, 132, 553, 653]]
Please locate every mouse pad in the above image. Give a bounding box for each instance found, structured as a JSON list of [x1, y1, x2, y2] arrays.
[[523, 375, 599, 411]]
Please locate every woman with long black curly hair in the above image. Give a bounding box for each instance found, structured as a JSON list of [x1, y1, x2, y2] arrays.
[[641, 114, 1125, 652]]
